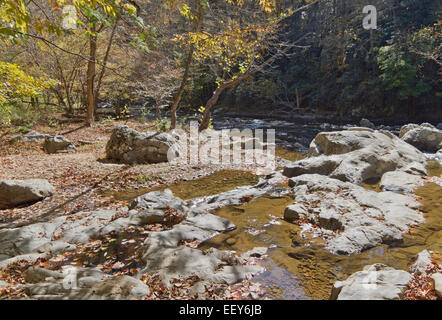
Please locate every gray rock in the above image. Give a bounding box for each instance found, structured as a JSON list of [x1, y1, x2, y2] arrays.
[[420, 122, 436, 129], [330, 264, 412, 300], [126, 208, 168, 225], [43, 135, 76, 154], [141, 223, 218, 257], [186, 214, 236, 232], [23, 266, 149, 299], [431, 273, 442, 298], [90, 275, 150, 299], [0, 184, 260, 299], [380, 171, 424, 193], [410, 250, 434, 275], [284, 203, 308, 221], [436, 149, 442, 161], [130, 189, 187, 212], [106, 125, 180, 164], [141, 246, 263, 287], [437, 123, 442, 130], [0, 210, 127, 261], [186, 181, 272, 215], [24, 267, 64, 283], [401, 125, 442, 152], [0, 253, 50, 269], [0, 179, 55, 208], [287, 174, 423, 255], [284, 155, 342, 179], [9, 130, 50, 143], [399, 124, 420, 138], [360, 118, 375, 129], [241, 247, 268, 259], [283, 129, 427, 185]]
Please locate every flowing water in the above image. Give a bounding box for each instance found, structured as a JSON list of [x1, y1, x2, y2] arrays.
[[101, 170, 261, 201]]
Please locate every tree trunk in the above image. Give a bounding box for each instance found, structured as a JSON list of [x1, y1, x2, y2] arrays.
[[170, 0, 203, 129], [198, 86, 224, 131], [94, 22, 117, 118], [199, 73, 249, 132], [86, 28, 97, 127], [295, 87, 300, 109]]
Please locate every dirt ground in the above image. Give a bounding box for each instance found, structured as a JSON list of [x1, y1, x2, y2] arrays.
[[0, 119, 287, 300], [0, 119, 287, 228]]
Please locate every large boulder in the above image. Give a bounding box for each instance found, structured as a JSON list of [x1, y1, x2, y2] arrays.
[[401, 124, 442, 153], [106, 125, 180, 164], [43, 135, 76, 154], [330, 264, 412, 300], [287, 174, 424, 255], [283, 129, 427, 184], [0, 179, 55, 208]]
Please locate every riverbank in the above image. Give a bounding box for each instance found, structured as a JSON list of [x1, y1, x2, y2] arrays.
[[1, 119, 441, 300]]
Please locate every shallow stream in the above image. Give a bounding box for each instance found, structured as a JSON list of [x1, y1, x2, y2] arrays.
[[108, 159, 442, 300], [101, 115, 442, 299]]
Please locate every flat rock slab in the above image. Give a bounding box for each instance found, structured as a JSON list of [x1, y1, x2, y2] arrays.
[[0, 210, 117, 261], [0, 186, 266, 298], [287, 174, 424, 255], [330, 264, 412, 300], [23, 266, 150, 300], [141, 246, 263, 287], [0, 179, 55, 208], [380, 171, 425, 193], [9, 130, 50, 143], [186, 180, 272, 215]]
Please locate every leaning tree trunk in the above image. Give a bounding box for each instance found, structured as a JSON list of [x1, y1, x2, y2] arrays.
[[94, 22, 117, 118], [198, 74, 248, 131], [86, 29, 97, 127], [198, 86, 224, 131], [170, 0, 203, 129]]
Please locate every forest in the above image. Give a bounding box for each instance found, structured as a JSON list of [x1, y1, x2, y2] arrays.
[[0, 0, 441, 303], [1, 0, 440, 128]]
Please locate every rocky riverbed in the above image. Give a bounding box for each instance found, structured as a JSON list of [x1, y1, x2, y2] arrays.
[[1, 119, 441, 300]]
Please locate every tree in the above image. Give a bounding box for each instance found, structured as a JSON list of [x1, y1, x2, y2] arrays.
[[169, 0, 204, 129], [0, 0, 140, 126], [168, 0, 275, 130], [376, 45, 431, 101], [0, 61, 56, 125], [173, 0, 318, 131]]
